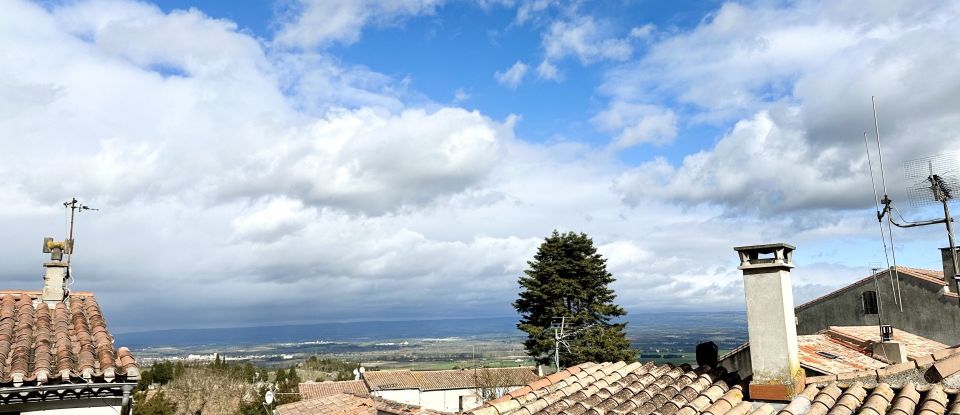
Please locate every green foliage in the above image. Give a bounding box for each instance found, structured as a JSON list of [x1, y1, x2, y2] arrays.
[[304, 356, 358, 381], [134, 391, 177, 415], [274, 366, 302, 406], [514, 230, 634, 367]]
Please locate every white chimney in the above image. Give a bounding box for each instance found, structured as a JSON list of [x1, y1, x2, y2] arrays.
[[734, 243, 803, 401], [41, 237, 72, 303]]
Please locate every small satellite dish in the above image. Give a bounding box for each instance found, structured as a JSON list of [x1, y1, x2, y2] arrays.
[[264, 390, 274, 405], [359, 367, 366, 374]]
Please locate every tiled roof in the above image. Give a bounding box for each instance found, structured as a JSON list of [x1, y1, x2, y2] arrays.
[[796, 267, 948, 311], [276, 393, 451, 415], [299, 380, 370, 399], [364, 367, 539, 391], [827, 326, 949, 359], [0, 291, 138, 386], [799, 334, 888, 375], [730, 326, 951, 377], [780, 381, 960, 415], [467, 361, 759, 415]]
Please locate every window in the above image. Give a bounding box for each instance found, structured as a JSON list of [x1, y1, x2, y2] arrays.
[[862, 290, 879, 315]]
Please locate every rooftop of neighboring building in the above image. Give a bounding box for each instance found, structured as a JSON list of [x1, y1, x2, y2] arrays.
[[299, 379, 370, 399], [0, 290, 139, 387], [276, 392, 451, 415], [466, 361, 754, 415]]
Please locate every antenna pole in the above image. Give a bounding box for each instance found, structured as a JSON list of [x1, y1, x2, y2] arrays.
[[942, 197, 960, 302], [863, 132, 900, 306], [872, 97, 904, 311]]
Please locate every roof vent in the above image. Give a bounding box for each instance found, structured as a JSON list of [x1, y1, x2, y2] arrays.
[[880, 325, 894, 342]]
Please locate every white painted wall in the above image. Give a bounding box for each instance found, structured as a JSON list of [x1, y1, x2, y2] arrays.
[[376, 385, 522, 412], [375, 388, 421, 406]]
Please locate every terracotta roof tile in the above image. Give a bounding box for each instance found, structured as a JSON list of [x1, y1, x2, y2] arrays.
[[299, 380, 371, 399], [467, 362, 737, 415], [0, 292, 137, 386], [777, 382, 960, 415], [276, 392, 453, 415]]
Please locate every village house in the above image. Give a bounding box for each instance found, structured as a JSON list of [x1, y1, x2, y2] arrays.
[[464, 242, 960, 415], [295, 367, 540, 413], [0, 236, 139, 414], [793, 250, 960, 345]]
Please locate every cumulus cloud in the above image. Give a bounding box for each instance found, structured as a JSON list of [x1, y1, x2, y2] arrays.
[[2, 0, 957, 334], [542, 15, 632, 64], [593, 102, 677, 147], [494, 61, 529, 88], [274, 0, 444, 48], [536, 60, 561, 81], [606, 0, 960, 214]]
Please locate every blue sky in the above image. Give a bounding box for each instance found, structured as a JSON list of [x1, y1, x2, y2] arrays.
[[2, 0, 960, 331]]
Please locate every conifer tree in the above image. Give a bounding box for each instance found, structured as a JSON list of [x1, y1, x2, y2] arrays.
[[514, 231, 634, 367]]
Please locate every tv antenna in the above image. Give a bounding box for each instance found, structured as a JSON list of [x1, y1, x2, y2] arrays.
[[62, 197, 98, 266], [550, 317, 592, 371], [862, 97, 904, 311]]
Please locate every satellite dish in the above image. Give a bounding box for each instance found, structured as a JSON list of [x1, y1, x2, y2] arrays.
[[264, 390, 274, 405], [359, 367, 366, 373]]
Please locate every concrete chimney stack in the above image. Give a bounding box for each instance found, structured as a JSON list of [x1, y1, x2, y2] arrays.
[[734, 243, 803, 401], [41, 237, 72, 303], [940, 247, 960, 294]]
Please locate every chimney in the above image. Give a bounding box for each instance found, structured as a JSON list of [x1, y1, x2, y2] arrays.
[[41, 237, 73, 303], [871, 325, 908, 364], [734, 243, 803, 401], [940, 247, 960, 294]]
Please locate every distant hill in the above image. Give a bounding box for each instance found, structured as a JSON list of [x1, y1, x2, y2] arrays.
[[115, 316, 521, 348], [116, 311, 748, 350]]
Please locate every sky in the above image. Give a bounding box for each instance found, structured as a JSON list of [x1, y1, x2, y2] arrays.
[[2, 0, 960, 333]]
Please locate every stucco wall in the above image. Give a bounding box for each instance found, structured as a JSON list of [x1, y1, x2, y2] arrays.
[[796, 272, 960, 345], [374, 389, 421, 406]]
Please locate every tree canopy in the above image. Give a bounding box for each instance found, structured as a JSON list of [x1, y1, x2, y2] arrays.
[[514, 231, 634, 367]]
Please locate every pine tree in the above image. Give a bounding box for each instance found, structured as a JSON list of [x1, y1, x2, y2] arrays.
[[514, 231, 634, 367]]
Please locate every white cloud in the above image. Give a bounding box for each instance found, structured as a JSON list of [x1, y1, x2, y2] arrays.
[[1, 0, 957, 333], [606, 1, 960, 214], [453, 88, 470, 103], [629, 23, 655, 39], [274, 0, 444, 48], [542, 15, 632, 64], [592, 102, 677, 147], [494, 61, 529, 89], [536, 60, 561, 81]]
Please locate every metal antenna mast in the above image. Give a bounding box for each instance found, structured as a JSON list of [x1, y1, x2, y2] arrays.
[[864, 97, 904, 310], [551, 317, 593, 371], [62, 198, 98, 266]]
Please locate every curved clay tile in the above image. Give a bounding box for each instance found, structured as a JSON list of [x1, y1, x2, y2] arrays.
[[828, 381, 867, 415], [9, 294, 35, 384], [889, 382, 921, 415], [808, 382, 844, 415], [32, 305, 53, 383], [0, 295, 16, 379], [857, 383, 895, 415], [918, 384, 948, 415], [53, 302, 73, 380]]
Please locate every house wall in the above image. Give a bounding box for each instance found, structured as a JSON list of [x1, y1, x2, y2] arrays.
[[420, 389, 482, 412], [375, 385, 521, 412], [373, 389, 421, 406], [796, 273, 960, 345]]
